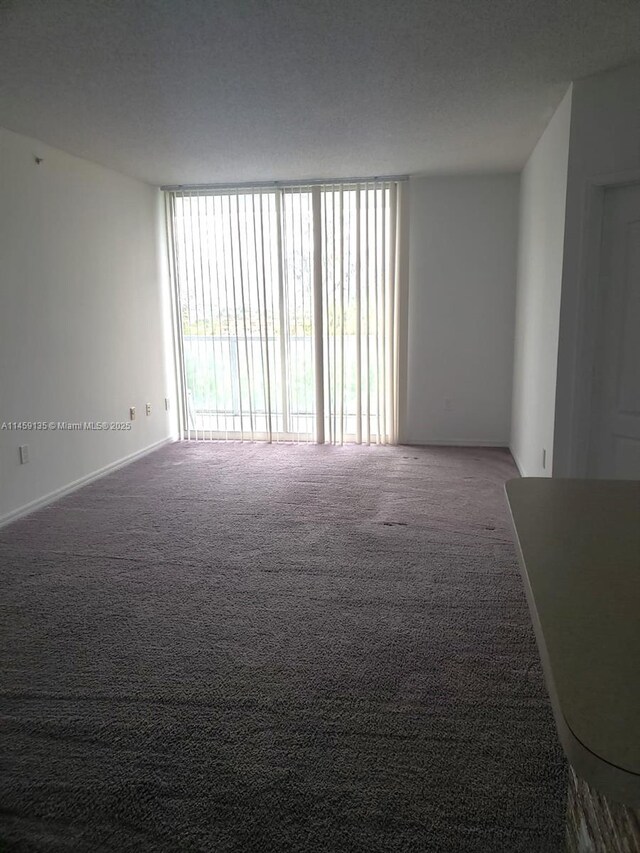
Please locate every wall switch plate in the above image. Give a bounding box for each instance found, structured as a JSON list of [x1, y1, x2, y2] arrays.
[[146, 403, 152, 416], [129, 406, 136, 421], [542, 448, 547, 469], [164, 397, 170, 411], [19, 445, 29, 464], [444, 398, 452, 411]]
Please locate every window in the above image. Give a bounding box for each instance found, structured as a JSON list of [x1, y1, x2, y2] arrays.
[[167, 180, 404, 444]]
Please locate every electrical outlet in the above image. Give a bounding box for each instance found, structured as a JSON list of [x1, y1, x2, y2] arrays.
[[444, 398, 452, 412], [129, 406, 136, 421], [164, 397, 170, 411], [19, 445, 29, 464], [146, 403, 152, 416], [542, 448, 547, 470]]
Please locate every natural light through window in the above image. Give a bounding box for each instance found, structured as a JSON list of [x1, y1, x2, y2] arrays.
[[167, 181, 404, 444]]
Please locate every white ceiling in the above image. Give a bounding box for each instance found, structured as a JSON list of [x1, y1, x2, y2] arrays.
[[1, 0, 639, 186]]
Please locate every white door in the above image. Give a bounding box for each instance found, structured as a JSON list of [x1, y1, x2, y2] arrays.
[[588, 182, 640, 478]]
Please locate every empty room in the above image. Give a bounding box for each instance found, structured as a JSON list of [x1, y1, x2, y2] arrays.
[[1, 1, 639, 851]]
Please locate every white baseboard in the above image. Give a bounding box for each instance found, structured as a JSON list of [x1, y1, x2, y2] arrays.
[[402, 439, 509, 448], [509, 446, 526, 477], [0, 436, 175, 530]]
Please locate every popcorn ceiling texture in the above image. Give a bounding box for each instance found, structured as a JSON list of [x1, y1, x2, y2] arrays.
[[0, 442, 566, 851], [0, 0, 638, 185]]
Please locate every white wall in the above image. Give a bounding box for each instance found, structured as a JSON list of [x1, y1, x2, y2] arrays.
[[404, 175, 519, 446], [0, 127, 174, 523], [553, 62, 640, 476], [509, 87, 572, 476]]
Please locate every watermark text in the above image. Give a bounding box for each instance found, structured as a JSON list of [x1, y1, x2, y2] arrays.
[[1, 421, 132, 431]]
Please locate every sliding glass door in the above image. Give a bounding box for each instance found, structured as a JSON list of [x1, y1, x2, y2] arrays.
[[166, 180, 403, 444]]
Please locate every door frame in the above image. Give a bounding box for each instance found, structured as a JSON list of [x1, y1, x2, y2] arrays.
[[561, 169, 640, 478]]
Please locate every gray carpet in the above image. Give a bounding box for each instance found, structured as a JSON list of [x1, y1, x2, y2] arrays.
[[0, 442, 566, 852]]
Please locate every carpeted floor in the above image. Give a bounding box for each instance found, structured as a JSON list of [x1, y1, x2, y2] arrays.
[[0, 442, 566, 852]]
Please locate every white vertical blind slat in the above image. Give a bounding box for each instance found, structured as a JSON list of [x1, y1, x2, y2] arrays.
[[275, 190, 288, 438], [386, 183, 397, 444], [184, 191, 198, 439], [339, 185, 345, 446], [256, 192, 273, 442], [312, 186, 325, 445], [355, 187, 362, 445]]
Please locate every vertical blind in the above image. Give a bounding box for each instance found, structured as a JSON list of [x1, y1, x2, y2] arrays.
[[166, 180, 404, 445]]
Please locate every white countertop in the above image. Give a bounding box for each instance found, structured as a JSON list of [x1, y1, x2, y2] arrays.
[[505, 478, 640, 805]]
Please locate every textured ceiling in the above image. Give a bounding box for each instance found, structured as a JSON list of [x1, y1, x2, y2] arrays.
[[1, 0, 639, 186]]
